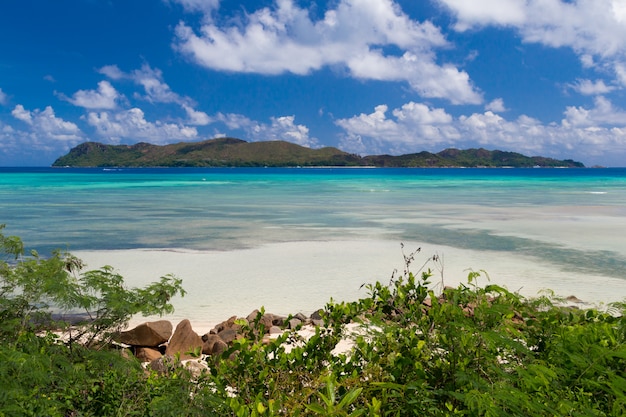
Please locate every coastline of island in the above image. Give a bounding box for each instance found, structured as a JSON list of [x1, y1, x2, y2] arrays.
[[52, 137, 585, 168]]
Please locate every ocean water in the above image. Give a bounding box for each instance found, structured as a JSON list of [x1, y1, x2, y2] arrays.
[[1, 167, 625, 330]]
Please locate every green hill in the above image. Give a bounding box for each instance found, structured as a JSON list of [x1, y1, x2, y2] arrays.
[[52, 138, 362, 167], [52, 138, 585, 168], [363, 148, 585, 168]]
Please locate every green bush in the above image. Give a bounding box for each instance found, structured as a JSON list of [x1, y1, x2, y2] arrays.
[[208, 248, 626, 416], [1, 226, 625, 416], [0, 225, 226, 416], [0, 224, 186, 347]]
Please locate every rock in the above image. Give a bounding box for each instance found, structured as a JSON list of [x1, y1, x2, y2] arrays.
[[258, 314, 277, 333], [246, 309, 262, 323], [269, 325, 283, 335], [165, 319, 203, 360], [149, 355, 177, 374], [184, 360, 208, 379], [202, 334, 228, 356], [294, 312, 307, 322], [311, 319, 324, 327], [218, 328, 240, 344], [272, 315, 287, 327], [134, 346, 162, 362], [119, 347, 133, 360], [310, 309, 323, 320], [245, 310, 276, 332], [462, 306, 475, 317], [119, 320, 173, 347], [566, 295, 584, 303], [288, 318, 302, 329], [213, 316, 244, 334]]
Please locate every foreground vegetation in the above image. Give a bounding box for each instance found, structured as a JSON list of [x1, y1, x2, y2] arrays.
[[1, 228, 624, 416], [52, 138, 584, 168]]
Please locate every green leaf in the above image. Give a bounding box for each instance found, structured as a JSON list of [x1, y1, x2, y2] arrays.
[[305, 403, 328, 414], [337, 387, 363, 409]]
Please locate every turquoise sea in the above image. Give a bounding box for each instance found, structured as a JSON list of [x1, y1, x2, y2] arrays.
[[2, 167, 625, 328]]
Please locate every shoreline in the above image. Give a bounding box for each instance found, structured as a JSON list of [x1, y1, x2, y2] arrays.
[[72, 239, 626, 335]]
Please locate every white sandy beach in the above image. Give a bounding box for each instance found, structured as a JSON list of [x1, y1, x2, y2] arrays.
[[74, 239, 626, 335]]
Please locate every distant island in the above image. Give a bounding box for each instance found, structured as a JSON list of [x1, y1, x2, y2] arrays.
[[52, 138, 585, 168]]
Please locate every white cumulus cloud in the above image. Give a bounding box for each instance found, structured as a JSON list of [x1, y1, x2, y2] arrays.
[[131, 65, 185, 105], [17, 106, 82, 140], [217, 113, 318, 147], [1, 109, 85, 164], [62, 80, 120, 109], [563, 96, 626, 127], [99, 64, 186, 105], [11, 104, 32, 123], [0, 88, 7, 105], [169, 0, 220, 14], [438, 0, 527, 30], [616, 63, 626, 85], [7, 104, 85, 156], [182, 104, 212, 126], [337, 103, 460, 154], [86, 108, 198, 144], [99, 64, 211, 125], [337, 98, 626, 165], [174, 0, 482, 104], [485, 98, 507, 113], [569, 79, 615, 95], [98, 65, 126, 80], [438, 0, 626, 88]]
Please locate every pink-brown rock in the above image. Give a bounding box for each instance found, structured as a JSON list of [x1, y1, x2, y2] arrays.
[[272, 315, 287, 326], [119, 320, 173, 347], [269, 325, 283, 335], [165, 319, 203, 360], [212, 315, 246, 334], [246, 309, 263, 323], [202, 334, 228, 356], [149, 355, 176, 374], [245, 311, 276, 333], [185, 360, 208, 379], [134, 346, 163, 362], [217, 328, 240, 344], [288, 317, 302, 329]]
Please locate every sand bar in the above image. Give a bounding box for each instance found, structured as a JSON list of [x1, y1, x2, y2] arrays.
[[74, 239, 626, 334]]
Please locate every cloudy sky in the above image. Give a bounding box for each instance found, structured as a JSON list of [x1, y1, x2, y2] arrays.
[[1, 0, 626, 166]]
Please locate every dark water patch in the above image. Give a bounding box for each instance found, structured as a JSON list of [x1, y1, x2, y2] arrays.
[[399, 224, 626, 280]]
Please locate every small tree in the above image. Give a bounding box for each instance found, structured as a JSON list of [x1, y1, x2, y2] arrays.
[[0, 224, 186, 347]]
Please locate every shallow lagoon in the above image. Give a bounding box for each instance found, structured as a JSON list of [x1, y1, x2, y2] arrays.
[[2, 167, 625, 331]]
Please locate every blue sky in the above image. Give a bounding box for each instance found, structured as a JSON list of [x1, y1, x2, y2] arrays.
[[1, 0, 626, 166]]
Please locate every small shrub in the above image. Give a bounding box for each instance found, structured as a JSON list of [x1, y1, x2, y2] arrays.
[[2, 229, 625, 416]]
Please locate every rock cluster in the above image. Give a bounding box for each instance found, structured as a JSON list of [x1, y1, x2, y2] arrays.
[[117, 309, 325, 368]]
